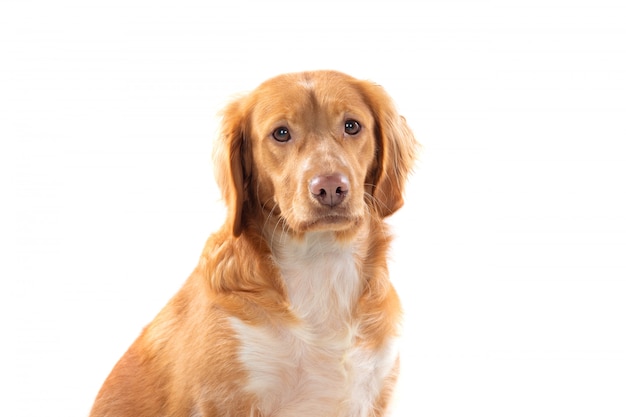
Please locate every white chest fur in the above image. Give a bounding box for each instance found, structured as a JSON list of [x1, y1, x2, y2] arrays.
[[229, 232, 398, 417]]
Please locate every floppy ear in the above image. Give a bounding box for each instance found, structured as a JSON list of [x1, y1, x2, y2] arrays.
[[361, 82, 419, 217], [213, 97, 251, 237]]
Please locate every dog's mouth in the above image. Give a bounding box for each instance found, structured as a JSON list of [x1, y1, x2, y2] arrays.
[[261, 191, 364, 236]]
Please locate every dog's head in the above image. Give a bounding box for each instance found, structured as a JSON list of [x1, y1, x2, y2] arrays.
[[214, 71, 418, 238]]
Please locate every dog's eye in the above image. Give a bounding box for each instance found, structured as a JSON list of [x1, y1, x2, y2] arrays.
[[344, 120, 361, 135], [272, 126, 291, 142]]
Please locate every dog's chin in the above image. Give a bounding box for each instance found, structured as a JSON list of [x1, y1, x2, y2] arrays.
[[302, 215, 360, 232], [285, 207, 365, 238]]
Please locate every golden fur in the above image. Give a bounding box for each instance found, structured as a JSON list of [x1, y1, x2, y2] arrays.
[[90, 70, 417, 417]]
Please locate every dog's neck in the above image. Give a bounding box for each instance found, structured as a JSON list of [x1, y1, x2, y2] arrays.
[[266, 227, 369, 333]]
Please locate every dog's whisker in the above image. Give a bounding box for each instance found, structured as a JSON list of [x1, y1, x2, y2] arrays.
[[270, 205, 284, 249], [364, 185, 392, 215]]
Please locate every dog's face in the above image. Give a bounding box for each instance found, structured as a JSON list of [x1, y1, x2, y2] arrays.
[[247, 74, 378, 235], [215, 71, 417, 237]]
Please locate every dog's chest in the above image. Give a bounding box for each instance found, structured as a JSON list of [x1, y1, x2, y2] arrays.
[[229, 234, 397, 416]]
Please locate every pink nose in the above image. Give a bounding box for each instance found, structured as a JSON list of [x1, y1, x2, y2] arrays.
[[309, 173, 350, 207]]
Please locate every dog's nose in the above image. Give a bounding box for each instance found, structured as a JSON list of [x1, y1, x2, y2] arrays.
[[309, 173, 350, 207]]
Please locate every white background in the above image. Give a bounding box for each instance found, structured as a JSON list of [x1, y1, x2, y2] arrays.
[[1, 0, 625, 416]]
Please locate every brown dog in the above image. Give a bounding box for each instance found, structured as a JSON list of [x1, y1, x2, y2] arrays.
[[90, 70, 418, 417]]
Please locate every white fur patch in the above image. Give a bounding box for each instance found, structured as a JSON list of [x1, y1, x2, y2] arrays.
[[276, 232, 361, 330], [229, 231, 398, 416], [298, 77, 316, 91]]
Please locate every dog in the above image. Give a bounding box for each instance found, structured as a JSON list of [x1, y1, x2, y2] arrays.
[[90, 70, 418, 417]]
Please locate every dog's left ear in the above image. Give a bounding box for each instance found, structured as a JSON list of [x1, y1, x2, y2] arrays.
[[361, 81, 419, 217], [213, 97, 251, 237]]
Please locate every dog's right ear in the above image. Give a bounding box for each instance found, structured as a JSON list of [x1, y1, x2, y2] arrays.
[[213, 97, 251, 237]]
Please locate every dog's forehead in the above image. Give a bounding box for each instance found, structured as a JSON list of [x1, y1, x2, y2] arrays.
[[250, 72, 371, 123]]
